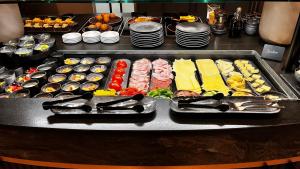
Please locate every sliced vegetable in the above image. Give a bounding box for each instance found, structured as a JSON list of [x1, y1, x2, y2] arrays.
[[120, 87, 146, 96], [94, 89, 117, 96], [147, 88, 173, 99]]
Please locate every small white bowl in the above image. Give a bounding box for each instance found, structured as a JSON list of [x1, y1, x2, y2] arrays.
[[100, 31, 120, 44], [295, 67, 300, 83], [82, 31, 101, 38], [62, 32, 82, 44]]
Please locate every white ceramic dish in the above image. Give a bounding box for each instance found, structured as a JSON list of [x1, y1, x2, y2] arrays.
[[62, 32, 82, 44], [295, 67, 300, 83], [100, 31, 120, 44]]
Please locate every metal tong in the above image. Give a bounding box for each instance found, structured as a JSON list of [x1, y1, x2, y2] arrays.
[[177, 93, 224, 104], [42, 93, 93, 112], [96, 94, 145, 113]]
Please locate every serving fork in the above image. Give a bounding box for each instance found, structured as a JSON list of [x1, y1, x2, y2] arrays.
[[227, 100, 284, 111]]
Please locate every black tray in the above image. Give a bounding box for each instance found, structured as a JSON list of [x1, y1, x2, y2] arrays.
[[170, 96, 282, 115], [215, 59, 257, 96], [24, 15, 81, 34], [105, 59, 131, 89]]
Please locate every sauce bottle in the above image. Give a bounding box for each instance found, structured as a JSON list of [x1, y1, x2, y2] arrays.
[[229, 7, 242, 38]]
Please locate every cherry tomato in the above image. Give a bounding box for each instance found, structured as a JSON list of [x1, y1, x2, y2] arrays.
[[109, 82, 122, 91], [114, 68, 125, 75], [112, 75, 123, 84], [116, 60, 128, 68]]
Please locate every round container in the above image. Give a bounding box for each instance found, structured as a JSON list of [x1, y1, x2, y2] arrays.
[[90, 65, 107, 73], [54, 92, 74, 99], [18, 40, 35, 49], [21, 79, 39, 97], [34, 92, 53, 98], [34, 43, 50, 52], [0, 66, 5, 74], [0, 70, 16, 85], [86, 73, 104, 82], [96, 57, 111, 65], [56, 65, 73, 74], [15, 74, 31, 84], [40, 38, 56, 48], [14, 48, 33, 57], [51, 52, 64, 64], [245, 18, 259, 36], [80, 57, 95, 65], [43, 59, 58, 67], [48, 74, 67, 84], [3, 39, 19, 47], [0, 79, 6, 93], [41, 83, 61, 95], [295, 67, 300, 83], [10, 89, 30, 98], [64, 58, 80, 65], [74, 64, 90, 73], [68, 73, 86, 83], [30, 71, 47, 86], [20, 35, 34, 41], [61, 82, 80, 94], [34, 33, 51, 42], [5, 84, 23, 94], [0, 46, 16, 56], [37, 63, 54, 73], [0, 93, 10, 99], [80, 82, 99, 93]]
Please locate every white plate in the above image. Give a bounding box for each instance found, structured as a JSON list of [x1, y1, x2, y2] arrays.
[[129, 22, 163, 33]]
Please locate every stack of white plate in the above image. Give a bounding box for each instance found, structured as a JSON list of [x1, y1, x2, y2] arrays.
[[100, 31, 120, 44], [82, 31, 101, 43], [129, 22, 164, 48], [175, 22, 210, 48], [62, 32, 82, 44]]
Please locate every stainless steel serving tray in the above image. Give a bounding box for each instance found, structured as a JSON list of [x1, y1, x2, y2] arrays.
[[170, 96, 281, 115], [51, 96, 156, 117], [60, 50, 297, 100]]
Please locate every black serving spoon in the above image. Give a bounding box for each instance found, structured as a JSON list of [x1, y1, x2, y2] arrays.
[[178, 103, 230, 112], [97, 105, 145, 113], [42, 93, 93, 106], [96, 94, 144, 107], [177, 93, 224, 104], [43, 104, 92, 112]]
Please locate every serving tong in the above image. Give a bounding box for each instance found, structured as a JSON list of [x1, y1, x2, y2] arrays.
[[96, 94, 145, 113], [42, 93, 93, 112], [176, 93, 284, 112]]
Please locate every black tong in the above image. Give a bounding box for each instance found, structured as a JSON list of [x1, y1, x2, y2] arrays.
[[42, 93, 93, 112], [177, 93, 224, 104], [178, 103, 230, 112], [96, 94, 145, 113], [177, 93, 229, 112], [43, 93, 93, 106]]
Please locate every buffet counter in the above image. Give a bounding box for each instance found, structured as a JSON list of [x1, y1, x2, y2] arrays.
[[1, 21, 300, 169]]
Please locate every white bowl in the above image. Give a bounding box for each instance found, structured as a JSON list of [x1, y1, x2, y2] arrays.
[[82, 31, 101, 38], [100, 31, 119, 44], [101, 31, 119, 39], [295, 67, 300, 83], [101, 36, 120, 44], [62, 32, 82, 44]]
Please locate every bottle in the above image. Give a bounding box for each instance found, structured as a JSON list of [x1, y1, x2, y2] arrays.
[[229, 7, 242, 38]]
